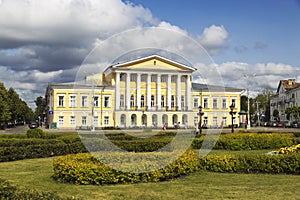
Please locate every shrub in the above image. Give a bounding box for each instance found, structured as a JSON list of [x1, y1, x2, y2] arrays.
[[26, 128, 47, 138], [192, 133, 294, 150], [0, 178, 73, 199], [199, 154, 300, 174], [52, 149, 199, 185]]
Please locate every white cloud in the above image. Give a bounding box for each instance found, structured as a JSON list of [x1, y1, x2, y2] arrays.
[[198, 25, 229, 55]]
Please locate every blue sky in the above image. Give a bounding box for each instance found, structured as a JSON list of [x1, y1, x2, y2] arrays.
[[129, 0, 300, 66], [0, 0, 300, 105]]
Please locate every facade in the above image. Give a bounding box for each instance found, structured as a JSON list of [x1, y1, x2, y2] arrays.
[[45, 55, 242, 129], [270, 79, 300, 121]]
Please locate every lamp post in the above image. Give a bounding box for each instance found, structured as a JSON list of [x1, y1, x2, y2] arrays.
[[198, 106, 204, 134], [229, 103, 237, 133]]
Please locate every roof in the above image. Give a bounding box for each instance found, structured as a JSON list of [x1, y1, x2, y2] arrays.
[[104, 54, 197, 74], [192, 83, 243, 92], [276, 79, 300, 93]]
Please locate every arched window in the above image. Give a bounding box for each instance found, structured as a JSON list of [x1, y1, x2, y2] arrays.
[[130, 95, 135, 108], [141, 95, 145, 108]]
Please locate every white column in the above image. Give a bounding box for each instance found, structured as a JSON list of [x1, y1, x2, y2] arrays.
[[115, 72, 120, 110], [136, 73, 141, 110], [186, 75, 191, 110], [167, 74, 172, 110], [177, 74, 181, 111], [157, 74, 161, 110], [126, 72, 131, 110], [147, 74, 151, 110]]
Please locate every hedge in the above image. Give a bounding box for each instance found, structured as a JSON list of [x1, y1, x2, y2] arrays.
[[0, 178, 74, 200], [52, 149, 199, 185], [199, 154, 300, 174], [192, 133, 295, 150]]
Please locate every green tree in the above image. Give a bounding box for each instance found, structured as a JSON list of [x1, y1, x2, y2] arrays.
[[0, 83, 11, 124], [34, 96, 46, 124], [273, 109, 279, 121]]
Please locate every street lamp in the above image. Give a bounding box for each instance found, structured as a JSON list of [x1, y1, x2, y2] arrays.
[[198, 106, 204, 134], [229, 103, 237, 133]]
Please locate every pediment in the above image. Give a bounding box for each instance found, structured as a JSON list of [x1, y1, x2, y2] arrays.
[[111, 55, 196, 72]]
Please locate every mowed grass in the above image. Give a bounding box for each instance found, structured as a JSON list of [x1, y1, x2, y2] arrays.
[[0, 152, 299, 200]]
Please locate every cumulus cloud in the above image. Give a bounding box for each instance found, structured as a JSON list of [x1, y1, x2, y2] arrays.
[[198, 25, 229, 55], [0, 0, 295, 106]]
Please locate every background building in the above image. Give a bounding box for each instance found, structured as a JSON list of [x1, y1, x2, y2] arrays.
[[270, 79, 300, 122], [45, 55, 242, 129]]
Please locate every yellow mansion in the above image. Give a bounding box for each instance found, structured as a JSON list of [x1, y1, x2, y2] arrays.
[[45, 55, 242, 129]]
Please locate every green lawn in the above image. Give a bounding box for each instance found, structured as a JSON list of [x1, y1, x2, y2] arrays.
[[0, 155, 299, 200]]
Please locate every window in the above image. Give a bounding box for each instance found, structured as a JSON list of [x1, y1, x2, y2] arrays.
[[104, 96, 110, 107], [93, 116, 98, 126], [231, 99, 236, 108], [181, 76, 186, 82], [222, 117, 227, 126], [193, 98, 199, 108], [120, 95, 124, 107], [81, 95, 88, 107], [69, 95, 76, 107], [171, 75, 176, 83], [58, 116, 64, 125], [161, 75, 167, 82], [130, 74, 136, 81], [141, 95, 145, 107], [141, 75, 146, 82], [130, 95, 135, 108], [58, 95, 65, 107], [70, 116, 76, 125], [151, 95, 155, 107], [120, 73, 125, 81], [171, 95, 175, 108], [181, 96, 185, 108], [104, 116, 109, 125], [93, 96, 99, 107], [151, 75, 156, 82], [161, 95, 165, 108], [203, 98, 209, 108], [82, 116, 87, 125], [222, 98, 227, 109], [213, 97, 218, 108], [203, 117, 208, 125], [213, 116, 218, 126]]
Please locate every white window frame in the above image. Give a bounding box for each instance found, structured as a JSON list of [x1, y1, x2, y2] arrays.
[[58, 116, 64, 125], [203, 97, 209, 108], [81, 95, 88, 108], [70, 116, 76, 125], [181, 95, 185, 108], [69, 94, 76, 108], [57, 94, 65, 107], [104, 95, 110, 108], [161, 95, 165, 107], [222, 97, 227, 109], [93, 95, 100, 107], [151, 95, 155, 107], [120, 94, 125, 107], [171, 95, 175, 108], [141, 95, 145, 108], [193, 97, 199, 108], [104, 116, 109, 125], [231, 98, 237, 108], [130, 95, 135, 108], [213, 97, 218, 109], [82, 116, 87, 125], [93, 116, 98, 126]]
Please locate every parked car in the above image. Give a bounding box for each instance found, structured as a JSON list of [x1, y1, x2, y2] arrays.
[[291, 121, 300, 128], [28, 122, 39, 129], [276, 122, 284, 127], [281, 121, 291, 127]]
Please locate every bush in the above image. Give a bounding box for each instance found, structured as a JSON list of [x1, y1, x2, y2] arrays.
[[52, 149, 199, 185], [199, 154, 300, 174], [26, 128, 47, 138], [0, 178, 73, 199], [192, 133, 294, 150]]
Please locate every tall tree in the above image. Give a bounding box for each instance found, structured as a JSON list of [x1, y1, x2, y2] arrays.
[[34, 96, 46, 123], [0, 83, 11, 124]]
